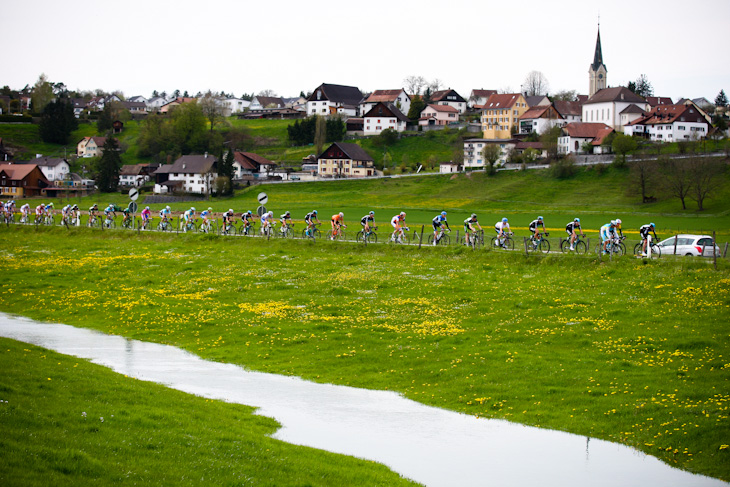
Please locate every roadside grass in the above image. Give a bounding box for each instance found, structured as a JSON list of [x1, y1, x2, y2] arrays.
[[0, 338, 420, 486], [0, 227, 728, 481]]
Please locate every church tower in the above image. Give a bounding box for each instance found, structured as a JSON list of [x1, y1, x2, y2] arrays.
[[588, 25, 607, 97]]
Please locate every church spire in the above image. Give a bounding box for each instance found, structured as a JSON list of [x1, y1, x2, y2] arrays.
[[592, 26, 605, 71], [588, 23, 607, 97]]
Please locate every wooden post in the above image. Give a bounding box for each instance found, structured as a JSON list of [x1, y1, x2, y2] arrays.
[[713, 231, 717, 270], [523, 236, 529, 256], [723, 242, 728, 259], [418, 225, 424, 249], [456, 229, 460, 246], [673, 235, 678, 256], [586, 237, 590, 253]]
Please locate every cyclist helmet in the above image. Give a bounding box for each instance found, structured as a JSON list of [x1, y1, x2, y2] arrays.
[[166, 205, 171, 210], [285, 211, 290, 216], [72, 204, 78, 210], [191, 207, 196, 211], [502, 217, 508, 223], [269, 211, 273, 217], [441, 211, 447, 216], [471, 213, 477, 219], [610, 220, 617, 226], [145, 206, 150, 210], [49, 203, 55, 207], [537, 216, 543, 221], [229, 209, 234, 213], [247, 210, 252, 215], [650, 222, 655, 228], [313, 210, 318, 215], [400, 211, 406, 216], [339, 212, 344, 218], [370, 210, 375, 215], [615, 219, 622, 225], [574, 218, 580, 223], [92, 203, 98, 208], [208, 207, 212, 211]]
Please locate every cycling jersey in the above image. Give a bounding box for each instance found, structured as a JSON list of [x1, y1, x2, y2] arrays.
[[433, 214, 448, 226], [242, 213, 253, 222], [361, 214, 374, 225], [331, 214, 343, 224], [391, 215, 404, 227], [600, 224, 613, 242], [464, 216, 478, 231], [45, 204, 54, 211], [141, 209, 151, 219], [261, 213, 270, 223], [200, 210, 211, 219], [280, 213, 291, 221], [184, 210, 195, 221], [528, 219, 545, 232], [21, 204, 30, 213], [223, 210, 234, 220], [566, 222, 581, 233], [35, 205, 44, 215], [495, 221, 510, 233], [304, 212, 317, 223], [639, 224, 657, 239], [159, 209, 170, 218]]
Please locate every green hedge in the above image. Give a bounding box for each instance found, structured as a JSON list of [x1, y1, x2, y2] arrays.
[[0, 115, 33, 123]]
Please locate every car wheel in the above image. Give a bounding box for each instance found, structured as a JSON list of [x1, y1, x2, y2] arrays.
[[685, 253, 693, 256]]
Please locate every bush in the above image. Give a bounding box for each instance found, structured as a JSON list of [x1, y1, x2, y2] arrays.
[[0, 115, 32, 123], [551, 157, 577, 179]]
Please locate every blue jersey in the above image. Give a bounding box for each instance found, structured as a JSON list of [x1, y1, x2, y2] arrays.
[[201, 210, 210, 218], [433, 215, 447, 225]]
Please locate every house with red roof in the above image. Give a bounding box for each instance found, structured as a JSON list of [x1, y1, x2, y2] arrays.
[[582, 87, 648, 131], [558, 122, 614, 155], [363, 103, 409, 135], [623, 104, 709, 142], [419, 104, 459, 126], [77, 137, 107, 158], [0, 163, 50, 197], [518, 105, 565, 135], [469, 89, 497, 108], [430, 89, 467, 114], [360, 89, 411, 117]]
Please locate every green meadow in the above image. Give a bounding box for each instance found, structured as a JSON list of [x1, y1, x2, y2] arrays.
[[0, 226, 728, 483]]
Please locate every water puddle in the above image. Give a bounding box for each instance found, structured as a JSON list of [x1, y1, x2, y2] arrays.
[[0, 313, 725, 487]]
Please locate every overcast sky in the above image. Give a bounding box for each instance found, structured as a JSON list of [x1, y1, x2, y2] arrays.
[[2, 0, 728, 102]]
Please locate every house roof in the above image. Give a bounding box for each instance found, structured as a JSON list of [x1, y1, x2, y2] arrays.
[[519, 105, 558, 120], [120, 164, 147, 176], [626, 104, 708, 126], [78, 136, 107, 147], [0, 163, 39, 180], [365, 90, 408, 104], [318, 142, 373, 162], [481, 93, 523, 110], [308, 83, 364, 106], [431, 89, 466, 103], [363, 102, 409, 122], [553, 100, 583, 118], [471, 89, 497, 99], [152, 164, 175, 174], [561, 122, 614, 145], [122, 101, 146, 109], [29, 156, 67, 167], [515, 141, 544, 150], [425, 104, 458, 113], [645, 96, 673, 107], [620, 104, 645, 115], [525, 95, 550, 107], [253, 96, 285, 108], [233, 152, 276, 170], [168, 154, 218, 174], [585, 87, 645, 105]]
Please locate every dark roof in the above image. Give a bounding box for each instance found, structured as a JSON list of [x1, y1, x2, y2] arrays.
[[120, 164, 147, 176], [645, 96, 673, 107], [362, 102, 409, 122], [553, 100, 583, 118], [431, 89, 466, 103], [591, 27, 606, 72], [27, 156, 67, 167], [122, 101, 146, 109], [620, 104, 645, 115], [519, 105, 559, 120], [318, 142, 373, 162], [585, 87, 645, 105], [308, 83, 364, 106], [233, 152, 276, 170], [627, 104, 708, 126], [365, 90, 409, 104], [525, 95, 549, 107], [471, 89, 497, 98], [152, 164, 175, 174], [254, 96, 285, 108], [168, 154, 217, 174]]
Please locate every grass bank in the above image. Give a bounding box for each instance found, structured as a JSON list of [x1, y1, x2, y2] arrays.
[[0, 338, 419, 486], [0, 227, 728, 481]]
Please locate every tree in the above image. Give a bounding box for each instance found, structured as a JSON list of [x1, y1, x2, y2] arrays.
[[428, 78, 443, 93], [97, 137, 122, 192], [523, 71, 549, 96], [630, 74, 654, 98], [407, 95, 425, 121], [216, 150, 235, 196], [199, 92, 224, 132], [611, 133, 638, 167], [373, 128, 398, 148], [660, 156, 692, 210], [688, 156, 725, 211], [97, 103, 114, 134], [552, 90, 577, 102], [31, 73, 54, 114], [170, 102, 211, 154], [629, 156, 658, 203], [714, 89, 728, 108], [39, 98, 78, 144], [539, 125, 562, 159], [712, 114, 728, 136], [403, 75, 426, 95], [482, 144, 501, 175], [257, 89, 278, 97], [314, 115, 326, 155]]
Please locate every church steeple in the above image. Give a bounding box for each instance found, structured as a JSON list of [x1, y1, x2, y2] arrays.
[[588, 23, 607, 97]]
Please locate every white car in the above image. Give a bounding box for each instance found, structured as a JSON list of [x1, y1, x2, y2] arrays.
[[656, 234, 721, 257]]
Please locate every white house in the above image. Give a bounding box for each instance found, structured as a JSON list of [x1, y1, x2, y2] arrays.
[[463, 139, 516, 169], [469, 89, 497, 108], [363, 103, 409, 135], [29, 156, 70, 181], [623, 104, 709, 142], [431, 89, 467, 114], [128, 95, 148, 104], [553, 100, 583, 123], [306, 83, 364, 117], [439, 162, 462, 173], [419, 104, 459, 126], [360, 89, 411, 118], [232, 151, 277, 179], [156, 154, 218, 194], [518, 105, 565, 135], [249, 96, 285, 111], [558, 122, 614, 155], [119, 164, 151, 187], [581, 87, 648, 131], [146, 96, 169, 112]]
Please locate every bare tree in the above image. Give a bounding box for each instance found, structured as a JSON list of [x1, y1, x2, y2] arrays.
[[552, 89, 577, 101], [498, 86, 515, 94], [199, 91, 224, 132], [428, 78, 443, 93], [523, 71, 550, 96], [403, 75, 426, 95], [688, 156, 725, 211], [629, 156, 659, 203], [660, 156, 692, 210], [257, 89, 278, 97]]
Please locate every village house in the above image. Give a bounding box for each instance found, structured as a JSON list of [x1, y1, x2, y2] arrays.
[[553, 100, 584, 124], [26, 156, 70, 181], [581, 87, 648, 131], [119, 164, 151, 187], [558, 122, 614, 155], [152, 154, 217, 194], [463, 138, 517, 169], [518, 105, 565, 135], [306, 83, 364, 117], [419, 104, 459, 126], [431, 89, 467, 114], [249, 96, 285, 111], [77, 137, 107, 158], [0, 163, 50, 198], [317, 142, 375, 178], [480, 93, 529, 139], [232, 152, 277, 180], [469, 89, 497, 109], [623, 104, 709, 142], [360, 89, 411, 118], [159, 97, 196, 114], [363, 103, 409, 135]]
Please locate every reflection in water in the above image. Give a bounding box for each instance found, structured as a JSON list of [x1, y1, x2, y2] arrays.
[[0, 313, 726, 487]]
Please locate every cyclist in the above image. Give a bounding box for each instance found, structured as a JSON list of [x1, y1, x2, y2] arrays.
[[260, 210, 274, 235], [331, 212, 346, 240], [88, 203, 99, 224], [528, 216, 546, 242], [565, 218, 583, 251], [4, 200, 16, 220], [159, 205, 171, 222], [122, 207, 132, 227], [104, 203, 116, 224], [35, 203, 45, 223], [639, 222, 659, 256], [390, 211, 407, 243], [241, 210, 254, 234], [494, 217, 511, 247], [304, 210, 320, 237], [61, 204, 72, 224], [279, 211, 292, 235], [20, 203, 30, 223], [44, 202, 55, 219], [222, 208, 235, 233], [200, 207, 213, 230], [432, 211, 450, 245], [464, 213, 482, 246], [360, 210, 375, 234], [600, 220, 622, 254], [141, 206, 152, 229], [70, 204, 80, 226], [183, 207, 196, 231]]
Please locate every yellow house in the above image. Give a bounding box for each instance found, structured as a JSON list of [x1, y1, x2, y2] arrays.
[[480, 93, 529, 139]]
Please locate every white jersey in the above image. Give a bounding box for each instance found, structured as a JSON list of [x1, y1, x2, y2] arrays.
[[495, 221, 510, 232]]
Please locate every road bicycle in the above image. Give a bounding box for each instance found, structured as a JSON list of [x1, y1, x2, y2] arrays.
[[239, 221, 255, 236], [633, 235, 661, 259], [87, 214, 100, 228], [560, 234, 587, 254], [278, 222, 295, 239], [182, 218, 197, 233], [140, 217, 152, 231], [327, 225, 347, 241], [260, 222, 275, 238], [19, 213, 30, 224], [490, 232, 514, 250], [597, 236, 626, 257], [356, 226, 378, 244], [122, 216, 134, 229], [389, 227, 410, 245], [219, 220, 237, 236], [528, 232, 550, 254], [198, 219, 212, 234], [428, 228, 450, 246], [301, 223, 322, 240], [3, 212, 15, 224], [44, 214, 55, 226], [157, 218, 172, 232], [103, 216, 116, 229]]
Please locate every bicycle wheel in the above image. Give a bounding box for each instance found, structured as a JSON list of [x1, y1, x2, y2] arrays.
[[633, 243, 643, 256], [538, 239, 550, 253], [575, 240, 587, 254], [650, 244, 661, 258], [46, 216, 55, 226], [490, 236, 500, 249], [617, 243, 626, 256], [502, 237, 514, 250], [357, 231, 365, 243], [106, 220, 116, 229], [439, 234, 450, 246]]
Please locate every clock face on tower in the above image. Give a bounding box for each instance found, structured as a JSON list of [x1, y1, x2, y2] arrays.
[[599, 74, 603, 79]]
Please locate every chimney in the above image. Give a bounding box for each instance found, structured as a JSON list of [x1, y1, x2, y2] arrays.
[[204, 152, 208, 158]]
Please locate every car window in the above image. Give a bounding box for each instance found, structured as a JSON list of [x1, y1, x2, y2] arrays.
[[697, 238, 713, 247], [678, 238, 693, 246]]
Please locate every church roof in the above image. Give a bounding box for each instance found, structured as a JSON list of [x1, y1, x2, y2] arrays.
[[591, 27, 606, 71]]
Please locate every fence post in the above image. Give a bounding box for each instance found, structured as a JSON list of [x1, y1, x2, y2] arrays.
[[673, 235, 678, 256], [418, 225, 424, 249], [586, 237, 590, 253], [523, 236, 529, 256], [724, 242, 728, 259], [176, 217, 179, 235], [215, 219, 219, 235], [713, 231, 717, 270], [456, 229, 460, 246]]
